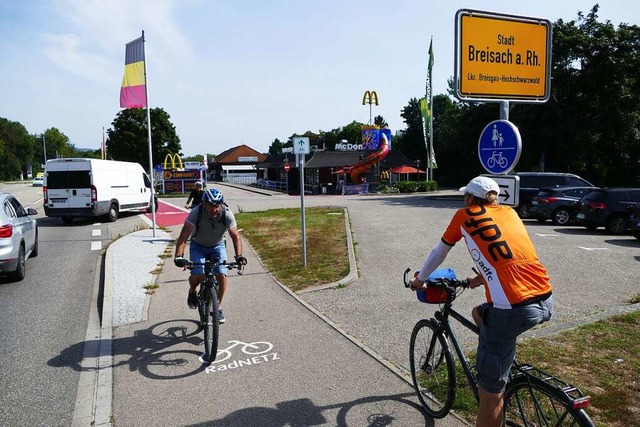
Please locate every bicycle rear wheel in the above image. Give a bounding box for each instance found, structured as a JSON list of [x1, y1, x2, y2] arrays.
[[504, 376, 595, 426], [409, 319, 456, 418], [201, 287, 220, 363]]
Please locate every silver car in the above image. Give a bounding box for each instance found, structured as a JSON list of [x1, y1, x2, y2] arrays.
[[0, 193, 38, 281]]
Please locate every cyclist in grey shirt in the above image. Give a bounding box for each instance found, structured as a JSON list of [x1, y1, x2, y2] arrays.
[[174, 188, 247, 323]]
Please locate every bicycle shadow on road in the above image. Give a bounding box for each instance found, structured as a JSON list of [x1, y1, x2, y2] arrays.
[[184, 393, 435, 427], [47, 319, 210, 380]]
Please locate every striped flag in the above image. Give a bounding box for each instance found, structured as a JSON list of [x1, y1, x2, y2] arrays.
[[119, 36, 147, 109], [425, 38, 437, 169]]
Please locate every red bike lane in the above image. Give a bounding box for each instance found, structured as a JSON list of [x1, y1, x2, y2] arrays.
[[144, 200, 188, 228]]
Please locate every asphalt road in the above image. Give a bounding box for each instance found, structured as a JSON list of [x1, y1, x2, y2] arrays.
[[0, 182, 144, 426]]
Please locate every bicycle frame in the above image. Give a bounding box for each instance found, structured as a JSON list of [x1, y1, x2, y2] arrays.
[[432, 303, 481, 402]]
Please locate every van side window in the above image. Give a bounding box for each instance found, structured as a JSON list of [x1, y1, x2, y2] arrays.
[[566, 177, 590, 186], [538, 175, 560, 187], [143, 173, 152, 188], [517, 175, 536, 187]]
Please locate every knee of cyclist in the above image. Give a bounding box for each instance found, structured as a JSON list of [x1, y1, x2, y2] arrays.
[[472, 307, 482, 326]]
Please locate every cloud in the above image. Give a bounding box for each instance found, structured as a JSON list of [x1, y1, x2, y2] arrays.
[[40, 0, 193, 85]]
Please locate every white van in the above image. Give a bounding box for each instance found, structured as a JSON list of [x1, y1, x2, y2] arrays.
[[43, 158, 157, 223]]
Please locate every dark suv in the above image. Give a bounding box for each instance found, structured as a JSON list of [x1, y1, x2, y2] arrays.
[[528, 186, 596, 225], [510, 172, 594, 218], [574, 188, 640, 234]]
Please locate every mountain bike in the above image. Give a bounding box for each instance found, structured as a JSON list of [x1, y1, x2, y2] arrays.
[[185, 257, 244, 364], [403, 268, 595, 426]]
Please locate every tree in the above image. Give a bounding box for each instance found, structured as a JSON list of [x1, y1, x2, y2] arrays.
[[106, 108, 181, 170], [268, 138, 284, 155], [394, 98, 426, 162], [0, 118, 34, 180], [374, 115, 388, 128]]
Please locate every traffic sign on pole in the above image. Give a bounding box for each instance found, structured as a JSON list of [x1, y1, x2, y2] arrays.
[[293, 136, 310, 155], [483, 174, 520, 207], [478, 119, 522, 174]]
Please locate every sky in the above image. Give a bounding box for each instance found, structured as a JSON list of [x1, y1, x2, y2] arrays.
[[0, 0, 637, 158]]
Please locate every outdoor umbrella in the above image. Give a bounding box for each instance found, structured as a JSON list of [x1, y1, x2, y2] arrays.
[[390, 164, 426, 180]]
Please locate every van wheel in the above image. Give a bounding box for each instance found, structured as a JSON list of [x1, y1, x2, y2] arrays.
[[605, 215, 627, 234], [62, 217, 74, 224], [107, 203, 119, 222], [147, 197, 158, 213]]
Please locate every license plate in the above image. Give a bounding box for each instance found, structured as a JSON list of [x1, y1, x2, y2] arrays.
[[576, 213, 585, 219], [51, 198, 66, 204], [531, 201, 538, 205]]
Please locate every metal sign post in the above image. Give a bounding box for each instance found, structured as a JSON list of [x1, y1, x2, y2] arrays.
[[298, 154, 307, 266], [293, 136, 310, 266]]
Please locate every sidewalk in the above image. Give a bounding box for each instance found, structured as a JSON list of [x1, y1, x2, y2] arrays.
[[89, 226, 470, 426]]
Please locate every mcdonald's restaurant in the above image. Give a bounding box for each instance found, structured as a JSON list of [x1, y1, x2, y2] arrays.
[[162, 140, 418, 195]]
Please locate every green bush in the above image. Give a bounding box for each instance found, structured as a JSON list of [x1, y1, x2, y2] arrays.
[[395, 180, 438, 193]]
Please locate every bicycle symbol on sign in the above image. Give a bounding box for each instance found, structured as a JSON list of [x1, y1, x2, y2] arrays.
[[487, 151, 508, 169]]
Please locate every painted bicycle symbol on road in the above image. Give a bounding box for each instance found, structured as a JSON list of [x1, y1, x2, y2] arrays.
[[213, 340, 274, 363]]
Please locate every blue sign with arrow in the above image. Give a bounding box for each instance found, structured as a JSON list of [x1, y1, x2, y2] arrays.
[[478, 120, 522, 174]]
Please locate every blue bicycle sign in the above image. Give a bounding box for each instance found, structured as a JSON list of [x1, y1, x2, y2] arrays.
[[478, 120, 522, 174]]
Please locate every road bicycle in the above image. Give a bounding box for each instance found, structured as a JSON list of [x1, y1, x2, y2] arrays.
[[185, 257, 244, 364], [403, 268, 595, 426]]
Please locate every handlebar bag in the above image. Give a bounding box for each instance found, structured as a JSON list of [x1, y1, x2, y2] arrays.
[[417, 268, 456, 304]]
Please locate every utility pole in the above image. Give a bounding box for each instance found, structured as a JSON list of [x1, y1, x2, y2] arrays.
[[42, 134, 47, 165]]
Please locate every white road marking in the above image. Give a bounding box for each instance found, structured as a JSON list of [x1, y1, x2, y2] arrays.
[[578, 246, 610, 251], [92, 229, 101, 236], [91, 241, 102, 251], [535, 233, 559, 237]]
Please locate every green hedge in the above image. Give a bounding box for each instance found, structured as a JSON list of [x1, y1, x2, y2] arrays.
[[395, 180, 439, 193]]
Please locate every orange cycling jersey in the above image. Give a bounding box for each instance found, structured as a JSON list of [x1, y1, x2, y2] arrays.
[[442, 204, 552, 309]]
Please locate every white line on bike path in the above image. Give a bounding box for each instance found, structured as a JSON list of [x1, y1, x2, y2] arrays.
[[91, 241, 102, 251]]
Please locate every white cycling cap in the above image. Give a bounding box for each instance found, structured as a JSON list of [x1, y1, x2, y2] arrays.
[[459, 176, 500, 198]]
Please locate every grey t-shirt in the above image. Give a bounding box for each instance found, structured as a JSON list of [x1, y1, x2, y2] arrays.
[[186, 205, 237, 247]]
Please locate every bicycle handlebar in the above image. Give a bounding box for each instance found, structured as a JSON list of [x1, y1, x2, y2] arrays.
[[185, 260, 245, 275], [403, 268, 470, 289]]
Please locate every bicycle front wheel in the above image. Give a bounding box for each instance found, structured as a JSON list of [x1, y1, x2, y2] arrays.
[[409, 319, 456, 418], [504, 376, 595, 427], [201, 287, 220, 364]]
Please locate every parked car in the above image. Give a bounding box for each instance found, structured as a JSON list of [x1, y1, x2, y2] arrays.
[[509, 172, 594, 218], [32, 176, 44, 186], [528, 186, 596, 225], [627, 205, 640, 240], [0, 193, 39, 281], [574, 188, 640, 234]]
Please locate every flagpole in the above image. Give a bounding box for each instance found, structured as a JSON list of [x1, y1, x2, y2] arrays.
[[141, 30, 157, 236]]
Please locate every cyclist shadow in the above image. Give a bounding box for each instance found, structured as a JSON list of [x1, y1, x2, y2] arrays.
[[185, 393, 434, 427], [48, 319, 209, 380]]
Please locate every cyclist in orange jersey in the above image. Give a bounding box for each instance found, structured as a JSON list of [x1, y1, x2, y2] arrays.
[[410, 175, 553, 427]]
